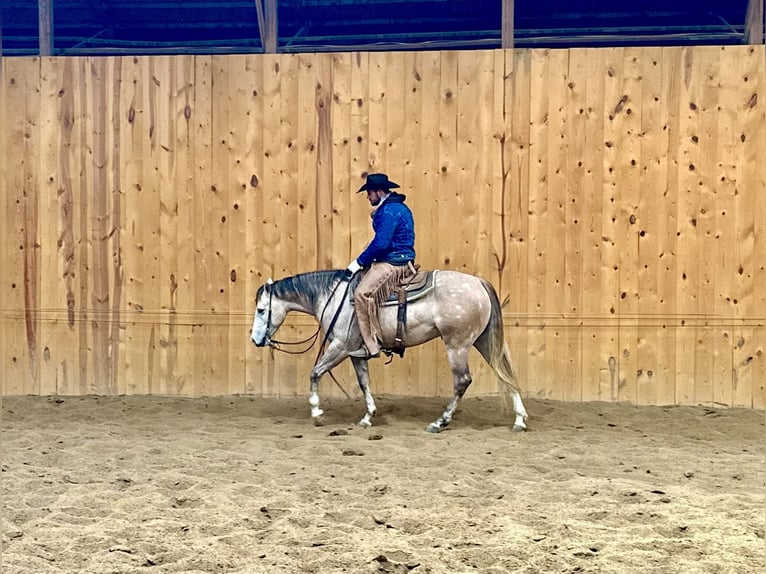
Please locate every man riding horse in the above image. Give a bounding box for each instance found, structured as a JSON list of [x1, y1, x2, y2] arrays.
[[344, 173, 416, 359], [251, 173, 528, 431]]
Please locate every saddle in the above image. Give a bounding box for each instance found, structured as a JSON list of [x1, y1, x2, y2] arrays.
[[381, 266, 435, 306], [383, 265, 438, 358], [349, 264, 438, 360]]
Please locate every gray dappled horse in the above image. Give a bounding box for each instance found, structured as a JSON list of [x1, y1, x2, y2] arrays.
[[250, 269, 528, 433]]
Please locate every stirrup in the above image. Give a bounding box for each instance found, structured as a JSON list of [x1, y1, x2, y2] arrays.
[[349, 345, 380, 359], [382, 346, 405, 359]]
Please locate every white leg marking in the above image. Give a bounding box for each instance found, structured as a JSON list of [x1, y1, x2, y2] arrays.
[[309, 393, 323, 418], [358, 413, 373, 427], [510, 389, 528, 431], [365, 393, 377, 417]]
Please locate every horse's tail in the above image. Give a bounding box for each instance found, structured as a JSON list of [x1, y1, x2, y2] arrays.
[[474, 279, 522, 399]]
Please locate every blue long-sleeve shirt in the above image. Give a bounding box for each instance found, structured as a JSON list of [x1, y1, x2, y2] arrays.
[[357, 193, 416, 267]]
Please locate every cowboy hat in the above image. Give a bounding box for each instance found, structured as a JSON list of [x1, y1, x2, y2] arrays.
[[357, 173, 400, 192]]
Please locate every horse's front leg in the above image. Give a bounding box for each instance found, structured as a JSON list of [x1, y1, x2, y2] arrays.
[[308, 375, 324, 422], [308, 342, 348, 425], [350, 356, 376, 427]]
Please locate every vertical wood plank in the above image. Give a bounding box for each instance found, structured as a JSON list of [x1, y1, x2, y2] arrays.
[[90, 57, 117, 395], [227, 55, 256, 396], [244, 54, 266, 396], [580, 48, 609, 402], [526, 48, 551, 398], [324, 52, 357, 399], [710, 46, 738, 408], [693, 47, 723, 406], [0, 56, 8, 395], [13, 57, 43, 395], [637, 48, 672, 405], [750, 46, 766, 410], [505, 48, 532, 395], [204, 55, 233, 396], [24, 58, 42, 395], [296, 54, 316, 275], [674, 47, 701, 405], [396, 51, 424, 396], [172, 55, 196, 396], [348, 52, 371, 250], [3, 58, 32, 395], [412, 50, 442, 396], [122, 56, 147, 394], [434, 51, 460, 393], [106, 57, 126, 397], [260, 53, 283, 397], [75, 57, 93, 395], [155, 55, 179, 396], [367, 52, 388, 173], [660, 48, 684, 406], [314, 54, 335, 271], [455, 50, 483, 275], [346, 52, 372, 398], [56, 58, 82, 395], [330, 52, 352, 269], [38, 57, 64, 396], [734, 46, 766, 408], [600, 48, 624, 401], [615, 47, 642, 405], [564, 48, 588, 402], [191, 55, 215, 396], [352, 53, 383, 404], [544, 49, 568, 400], [276, 53, 301, 396]]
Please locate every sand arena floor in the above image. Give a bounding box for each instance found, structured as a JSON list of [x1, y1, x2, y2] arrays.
[[2, 394, 763, 573]]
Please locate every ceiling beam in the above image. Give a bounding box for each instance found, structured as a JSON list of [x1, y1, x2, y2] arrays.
[[39, 0, 54, 55], [502, 0, 514, 49], [255, 0, 278, 52], [744, 0, 764, 43]]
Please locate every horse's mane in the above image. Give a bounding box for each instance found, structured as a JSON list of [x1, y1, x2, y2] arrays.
[[259, 269, 346, 308]]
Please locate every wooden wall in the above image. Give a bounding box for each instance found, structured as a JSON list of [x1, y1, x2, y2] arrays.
[[1, 47, 764, 407]]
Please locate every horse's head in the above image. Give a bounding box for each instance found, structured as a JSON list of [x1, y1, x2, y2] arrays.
[[251, 278, 289, 347]]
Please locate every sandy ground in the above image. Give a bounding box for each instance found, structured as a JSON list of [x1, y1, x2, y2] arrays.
[[1, 393, 764, 574]]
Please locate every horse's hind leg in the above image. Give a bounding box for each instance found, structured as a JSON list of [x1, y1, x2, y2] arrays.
[[427, 347, 472, 433], [350, 356, 377, 427], [506, 386, 528, 432]]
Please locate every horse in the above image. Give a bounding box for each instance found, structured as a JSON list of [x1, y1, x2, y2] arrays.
[[250, 269, 528, 433]]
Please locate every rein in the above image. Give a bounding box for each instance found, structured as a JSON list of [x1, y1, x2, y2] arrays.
[[265, 276, 354, 399], [267, 276, 352, 357]]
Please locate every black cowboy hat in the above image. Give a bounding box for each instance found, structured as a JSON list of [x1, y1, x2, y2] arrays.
[[357, 173, 400, 192]]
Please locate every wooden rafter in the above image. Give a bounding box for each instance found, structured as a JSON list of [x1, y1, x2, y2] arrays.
[[502, 0, 514, 49], [254, 0, 278, 53], [38, 0, 54, 56], [744, 0, 764, 43]]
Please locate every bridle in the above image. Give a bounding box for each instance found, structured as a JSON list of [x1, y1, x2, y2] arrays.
[[262, 276, 352, 356], [261, 284, 318, 354], [260, 276, 355, 399]]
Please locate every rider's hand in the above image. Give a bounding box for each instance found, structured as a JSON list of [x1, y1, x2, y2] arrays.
[[344, 259, 362, 280]]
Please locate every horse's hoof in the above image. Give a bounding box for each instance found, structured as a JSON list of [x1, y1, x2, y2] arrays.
[[357, 419, 372, 428], [313, 416, 325, 427], [512, 424, 527, 433], [426, 423, 444, 433]]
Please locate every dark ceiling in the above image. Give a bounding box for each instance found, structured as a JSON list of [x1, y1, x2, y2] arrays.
[[1, 0, 758, 56]]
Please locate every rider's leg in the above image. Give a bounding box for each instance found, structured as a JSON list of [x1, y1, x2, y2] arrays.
[[353, 262, 396, 356]]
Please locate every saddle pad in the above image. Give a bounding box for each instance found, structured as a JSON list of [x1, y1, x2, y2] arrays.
[[381, 270, 437, 306]]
